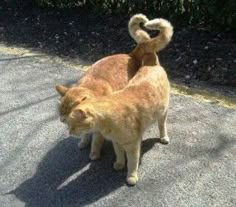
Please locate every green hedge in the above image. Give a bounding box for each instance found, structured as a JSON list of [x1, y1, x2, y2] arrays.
[[4, 0, 236, 29]]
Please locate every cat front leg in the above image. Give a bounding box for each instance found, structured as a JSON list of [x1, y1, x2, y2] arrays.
[[158, 110, 169, 144], [78, 133, 91, 149], [112, 141, 125, 170], [124, 140, 141, 185], [90, 132, 104, 160]]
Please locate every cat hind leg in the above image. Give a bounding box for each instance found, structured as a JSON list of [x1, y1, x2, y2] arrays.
[[158, 110, 170, 144]]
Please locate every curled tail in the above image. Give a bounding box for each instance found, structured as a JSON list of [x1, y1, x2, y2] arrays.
[[144, 18, 173, 52], [129, 14, 173, 59], [128, 14, 150, 43]]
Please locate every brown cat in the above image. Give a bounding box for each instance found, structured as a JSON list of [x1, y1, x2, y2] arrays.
[[67, 53, 170, 185], [56, 14, 173, 160]]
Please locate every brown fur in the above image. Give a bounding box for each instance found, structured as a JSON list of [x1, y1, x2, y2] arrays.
[[67, 53, 170, 185], [55, 14, 173, 160]]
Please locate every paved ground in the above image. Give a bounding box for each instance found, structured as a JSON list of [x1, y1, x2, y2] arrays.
[[0, 50, 236, 207]]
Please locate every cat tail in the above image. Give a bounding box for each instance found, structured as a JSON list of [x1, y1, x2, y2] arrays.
[[128, 14, 151, 43], [129, 15, 173, 59], [143, 18, 173, 53]]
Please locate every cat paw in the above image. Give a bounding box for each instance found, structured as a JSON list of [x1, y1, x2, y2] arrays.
[[78, 140, 89, 149], [159, 136, 170, 144], [127, 175, 138, 186], [113, 161, 125, 171], [89, 151, 101, 160]]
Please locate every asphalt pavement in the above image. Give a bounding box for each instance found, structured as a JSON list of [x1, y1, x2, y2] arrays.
[[0, 50, 235, 207]]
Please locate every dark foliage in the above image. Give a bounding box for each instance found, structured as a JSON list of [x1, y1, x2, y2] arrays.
[[5, 0, 234, 29]]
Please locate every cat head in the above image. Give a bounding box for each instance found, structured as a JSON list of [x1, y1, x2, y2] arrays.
[[67, 104, 97, 137], [55, 84, 91, 123]]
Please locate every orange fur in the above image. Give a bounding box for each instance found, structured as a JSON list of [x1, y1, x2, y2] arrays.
[[67, 53, 170, 185], [56, 54, 139, 122], [56, 54, 139, 160], [55, 14, 173, 160]]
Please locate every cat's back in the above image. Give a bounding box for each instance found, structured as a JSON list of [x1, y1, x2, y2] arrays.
[[129, 64, 169, 89], [130, 53, 168, 87], [79, 54, 139, 90], [121, 64, 170, 113]]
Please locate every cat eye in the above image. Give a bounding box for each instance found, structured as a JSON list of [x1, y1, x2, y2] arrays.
[[69, 97, 87, 109], [81, 97, 87, 101]]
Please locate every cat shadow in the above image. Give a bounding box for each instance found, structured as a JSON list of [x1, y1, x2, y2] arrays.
[[8, 137, 160, 207]]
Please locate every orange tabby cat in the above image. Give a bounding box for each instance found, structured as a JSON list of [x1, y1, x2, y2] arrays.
[[67, 52, 170, 185], [56, 14, 173, 160]]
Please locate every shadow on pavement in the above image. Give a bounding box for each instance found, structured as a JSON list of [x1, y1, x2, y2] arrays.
[[186, 134, 236, 160], [8, 137, 159, 206]]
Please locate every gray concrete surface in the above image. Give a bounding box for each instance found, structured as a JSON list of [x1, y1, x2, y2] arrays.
[[0, 51, 236, 207]]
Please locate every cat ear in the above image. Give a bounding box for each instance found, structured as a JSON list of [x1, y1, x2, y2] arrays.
[[55, 85, 69, 96], [71, 108, 86, 121]]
